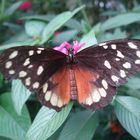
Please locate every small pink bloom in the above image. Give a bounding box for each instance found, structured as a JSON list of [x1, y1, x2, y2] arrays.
[[111, 121, 124, 134], [16, 19, 23, 25], [54, 32, 61, 36], [54, 41, 85, 55], [19, 1, 32, 11]]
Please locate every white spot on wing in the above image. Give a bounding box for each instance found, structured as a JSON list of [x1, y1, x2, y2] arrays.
[[50, 93, 58, 106], [103, 45, 108, 49], [123, 62, 131, 69], [9, 51, 18, 59], [19, 71, 27, 77], [37, 66, 44, 75], [45, 91, 51, 101], [23, 58, 30, 66], [92, 89, 101, 102], [111, 75, 119, 82], [43, 83, 48, 93], [99, 42, 106, 46], [9, 70, 15, 74], [120, 70, 126, 78], [102, 79, 108, 89], [25, 77, 31, 86], [111, 44, 116, 49], [33, 82, 39, 89], [104, 60, 111, 69], [5, 61, 12, 69], [57, 98, 63, 107], [136, 51, 140, 58], [38, 47, 45, 50], [117, 50, 124, 58], [28, 65, 33, 68], [98, 88, 107, 97], [85, 95, 93, 105], [135, 59, 140, 64], [29, 50, 34, 56], [115, 58, 120, 61], [128, 42, 137, 49], [37, 50, 42, 54]]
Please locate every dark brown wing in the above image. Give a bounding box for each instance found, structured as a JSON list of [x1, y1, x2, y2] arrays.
[[76, 39, 140, 110], [0, 46, 70, 111]]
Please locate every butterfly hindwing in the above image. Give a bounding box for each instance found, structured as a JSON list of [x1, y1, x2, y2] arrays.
[[76, 39, 140, 110], [37, 66, 71, 111], [0, 46, 69, 110]]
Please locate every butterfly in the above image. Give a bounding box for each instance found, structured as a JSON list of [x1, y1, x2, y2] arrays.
[[0, 39, 140, 112]]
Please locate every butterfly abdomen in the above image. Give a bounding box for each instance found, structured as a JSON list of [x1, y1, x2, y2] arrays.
[[69, 67, 78, 100]]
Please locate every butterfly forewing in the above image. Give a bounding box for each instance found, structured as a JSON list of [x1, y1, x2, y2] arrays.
[[76, 39, 140, 110], [0, 46, 68, 111]]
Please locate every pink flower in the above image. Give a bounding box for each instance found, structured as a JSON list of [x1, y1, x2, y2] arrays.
[[54, 32, 61, 37], [16, 19, 23, 25], [111, 121, 124, 134], [54, 41, 85, 55], [19, 1, 32, 11]]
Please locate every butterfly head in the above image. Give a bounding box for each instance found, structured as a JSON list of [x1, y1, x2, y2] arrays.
[[66, 47, 75, 64]]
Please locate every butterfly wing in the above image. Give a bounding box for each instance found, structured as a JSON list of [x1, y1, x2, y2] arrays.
[[0, 46, 70, 111], [76, 39, 140, 110]]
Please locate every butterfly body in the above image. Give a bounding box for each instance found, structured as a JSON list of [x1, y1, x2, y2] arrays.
[[1, 39, 140, 111]]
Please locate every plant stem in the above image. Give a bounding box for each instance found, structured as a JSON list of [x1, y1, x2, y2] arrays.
[[77, 0, 92, 30], [1, 0, 5, 14]]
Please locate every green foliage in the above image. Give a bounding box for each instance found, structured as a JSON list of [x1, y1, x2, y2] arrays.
[[53, 30, 78, 44], [41, 5, 85, 44], [25, 20, 47, 37], [26, 103, 73, 140], [100, 13, 140, 32], [0, 1, 140, 140], [11, 80, 31, 115], [0, 93, 31, 140], [114, 96, 140, 139], [58, 111, 98, 140]]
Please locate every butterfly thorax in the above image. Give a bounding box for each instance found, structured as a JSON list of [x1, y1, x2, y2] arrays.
[[66, 48, 77, 64]]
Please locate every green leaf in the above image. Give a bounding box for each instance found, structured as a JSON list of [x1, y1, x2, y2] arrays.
[[0, 74, 4, 88], [0, 93, 31, 140], [22, 15, 82, 31], [125, 77, 140, 90], [25, 20, 46, 37], [21, 14, 54, 21], [26, 103, 73, 140], [11, 80, 32, 115], [41, 5, 84, 44], [53, 30, 78, 44], [59, 110, 98, 140], [98, 28, 127, 42], [133, 34, 140, 39], [0, 107, 25, 140], [72, 5, 85, 15], [132, 6, 140, 12], [114, 96, 140, 139], [80, 28, 97, 50], [0, 40, 33, 51], [0, 136, 11, 140], [5, 1, 22, 16], [81, 20, 91, 33], [65, 19, 82, 31], [4, 31, 30, 44], [101, 12, 140, 32]]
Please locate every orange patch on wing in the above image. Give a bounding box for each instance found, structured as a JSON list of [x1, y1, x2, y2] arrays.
[[50, 67, 71, 105], [74, 66, 99, 103]]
